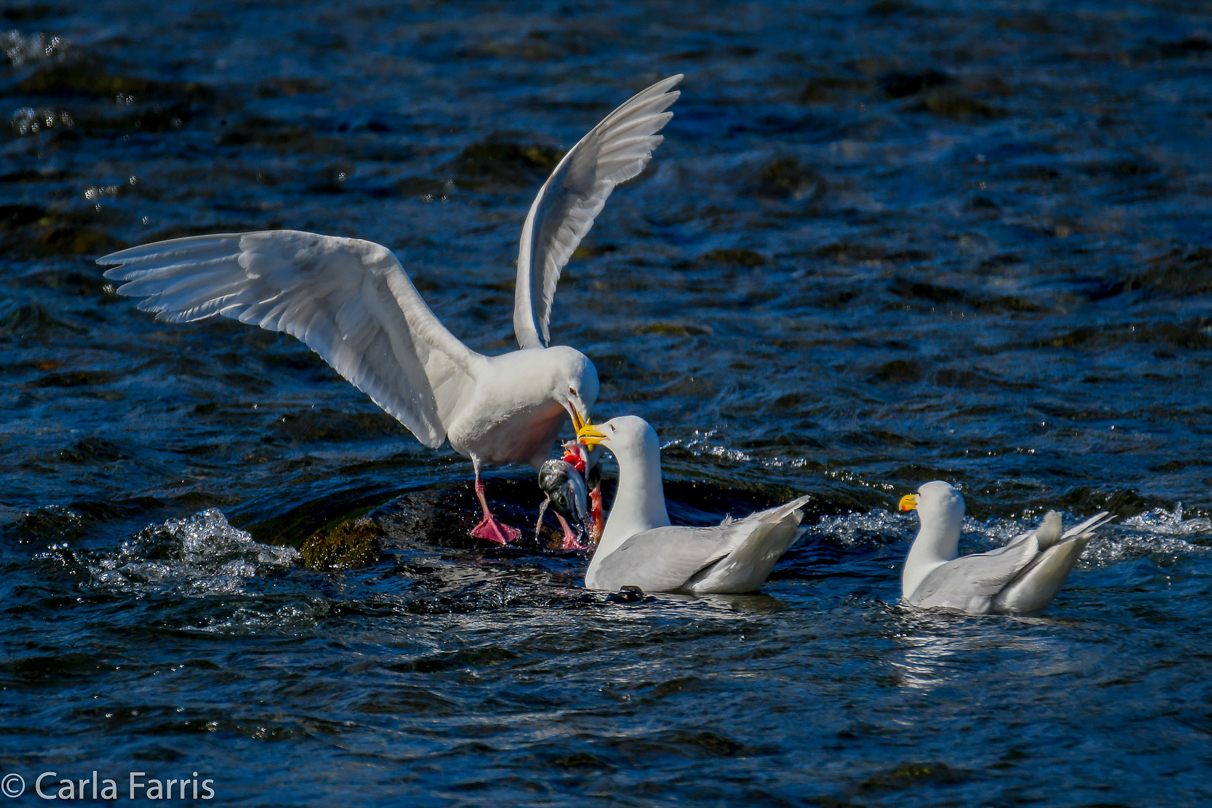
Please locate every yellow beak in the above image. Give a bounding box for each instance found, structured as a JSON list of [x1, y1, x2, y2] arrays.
[[578, 422, 608, 447], [569, 404, 586, 434], [899, 494, 918, 512], [567, 402, 604, 446]]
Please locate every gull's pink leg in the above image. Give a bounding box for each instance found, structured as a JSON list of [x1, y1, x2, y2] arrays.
[[469, 463, 520, 545], [555, 513, 587, 551]]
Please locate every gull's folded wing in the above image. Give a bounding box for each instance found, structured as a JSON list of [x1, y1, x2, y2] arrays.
[[590, 496, 810, 594], [910, 534, 1039, 610], [514, 75, 682, 349], [99, 231, 479, 448], [591, 524, 736, 593]]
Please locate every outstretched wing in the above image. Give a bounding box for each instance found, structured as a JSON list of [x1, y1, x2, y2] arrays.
[[514, 75, 682, 349], [99, 230, 480, 448]]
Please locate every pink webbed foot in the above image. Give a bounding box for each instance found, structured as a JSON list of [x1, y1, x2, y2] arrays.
[[471, 515, 521, 545], [470, 469, 520, 545], [555, 513, 587, 551]]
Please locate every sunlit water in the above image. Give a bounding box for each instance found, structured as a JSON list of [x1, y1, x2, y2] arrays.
[[3, 0, 1212, 804]]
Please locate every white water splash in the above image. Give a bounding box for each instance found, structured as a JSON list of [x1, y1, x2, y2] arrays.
[[10, 107, 73, 136], [4, 30, 70, 66], [193, 602, 326, 635], [87, 508, 298, 596], [809, 503, 1212, 570], [808, 508, 910, 547], [1082, 503, 1212, 568], [662, 429, 753, 463]]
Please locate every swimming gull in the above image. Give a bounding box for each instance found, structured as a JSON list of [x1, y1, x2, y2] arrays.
[[98, 75, 682, 544], [578, 416, 810, 594], [899, 480, 1113, 614]]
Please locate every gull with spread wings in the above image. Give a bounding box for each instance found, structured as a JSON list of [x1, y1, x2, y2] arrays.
[[99, 75, 682, 545]]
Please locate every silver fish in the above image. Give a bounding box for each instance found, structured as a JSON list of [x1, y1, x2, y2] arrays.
[[538, 458, 589, 524]]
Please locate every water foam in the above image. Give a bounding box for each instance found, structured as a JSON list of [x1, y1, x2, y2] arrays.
[[810, 504, 1212, 570], [87, 508, 298, 597], [1082, 503, 1212, 568]]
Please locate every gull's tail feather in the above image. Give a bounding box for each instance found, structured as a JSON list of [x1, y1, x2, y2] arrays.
[[685, 496, 810, 594], [992, 511, 1112, 614], [1061, 511, 1114, 541]]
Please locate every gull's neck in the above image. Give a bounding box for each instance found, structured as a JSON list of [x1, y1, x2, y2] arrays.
[[594, 430, 671, 558], [902, 511, 962, 598]]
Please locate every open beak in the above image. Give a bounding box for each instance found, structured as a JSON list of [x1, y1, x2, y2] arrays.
[[899, 494, 918, 512], [578, 423, 608, 448], [567, 400, 601, 447], [568, 401, 586, 434]]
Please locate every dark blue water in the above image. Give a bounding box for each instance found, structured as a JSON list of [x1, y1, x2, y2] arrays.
[[3, 0, 1212, 804]]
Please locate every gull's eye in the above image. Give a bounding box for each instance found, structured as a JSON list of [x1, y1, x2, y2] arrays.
[[569, 386, 578, 396], [610, 424, 617, 432]]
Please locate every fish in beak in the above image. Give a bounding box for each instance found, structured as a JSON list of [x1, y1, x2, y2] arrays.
[[538, 458, 590, 524]]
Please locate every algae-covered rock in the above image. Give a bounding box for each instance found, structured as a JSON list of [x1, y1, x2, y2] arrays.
[[301, 518, 384, 571], [861, 761, 965, 790]]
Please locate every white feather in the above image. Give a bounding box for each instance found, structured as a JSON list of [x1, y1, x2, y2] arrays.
[[101, 230, 478, 449], [514, 75, 682, 349], [583, 416, 809, 595], [901, 481, 1113, 614]]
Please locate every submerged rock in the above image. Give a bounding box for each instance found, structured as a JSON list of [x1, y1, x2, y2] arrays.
[[301, 518, 384, 572], [698, 248, 766, 267], [754, 157, 826, 201], [449, 139, 566, 190], [607, 585, 646, 603], [914, 90, 1001, 119], [881, 69, 952, 98], [31, 226, 120, 257], [15, 60, 215, 102], [798, 75, 875, 103], [16, 61, 215, 103], [1121, 247, 1212, 297], [861, 761, 966, 790], [869, 359, 924, 385]]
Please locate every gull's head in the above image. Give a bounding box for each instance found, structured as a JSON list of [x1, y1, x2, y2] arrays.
[[900, 481, 965, 542], [577, 415, 659, 463], [546, 347, 599, 438], [899, 481, 966, 596]]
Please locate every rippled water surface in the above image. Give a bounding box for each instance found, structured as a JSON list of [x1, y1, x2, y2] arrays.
[[3, 0, 1212, 805]]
